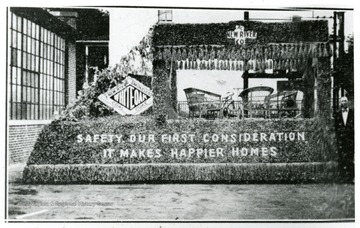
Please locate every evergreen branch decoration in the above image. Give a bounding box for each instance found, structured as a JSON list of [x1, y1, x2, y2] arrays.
[[152, 20, 329, 46], [59, 27, 154, 121]]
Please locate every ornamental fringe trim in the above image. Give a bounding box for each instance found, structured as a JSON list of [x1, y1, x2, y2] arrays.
[[23, 162, 338, 184], [153, 42, 332, 72]]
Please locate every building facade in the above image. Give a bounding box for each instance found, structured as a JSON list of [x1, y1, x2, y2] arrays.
[[7, 8, 77, 163]]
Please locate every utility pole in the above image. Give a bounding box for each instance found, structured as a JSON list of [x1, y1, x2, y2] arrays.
[[244, 11, 249, 21], [337, 12, 345, 96], [332, 11, 345, 116], [243, 11, 249, 91], [243, 11, 249, 117], [332, 12, 338, 116]]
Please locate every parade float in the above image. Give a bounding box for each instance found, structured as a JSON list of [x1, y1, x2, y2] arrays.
[[23, 19, 337, 184]]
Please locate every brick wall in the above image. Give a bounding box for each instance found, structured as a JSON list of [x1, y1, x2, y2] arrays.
[[67, 41, 77, 104], [8, 124, 46, 164]]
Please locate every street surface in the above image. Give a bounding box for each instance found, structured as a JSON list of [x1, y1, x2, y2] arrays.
[[7, 164, 354, 220]]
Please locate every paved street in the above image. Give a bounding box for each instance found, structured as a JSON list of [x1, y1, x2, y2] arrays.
[[7, 164, 354, 220]]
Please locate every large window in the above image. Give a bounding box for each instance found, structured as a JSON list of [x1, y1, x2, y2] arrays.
[[9, 12, 66, 120]]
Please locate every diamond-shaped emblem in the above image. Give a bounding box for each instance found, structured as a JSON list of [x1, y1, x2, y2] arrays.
[[98, 77, 153, 115], [226, 25, 257, 45]]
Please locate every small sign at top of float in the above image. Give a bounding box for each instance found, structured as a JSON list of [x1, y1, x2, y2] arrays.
[[227, 25, 257, 45], [98, 77, 153, 115]]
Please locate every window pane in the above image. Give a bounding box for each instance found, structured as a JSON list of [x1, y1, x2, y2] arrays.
[[32, 22, 36, 37], [27, 54, 31, 70], [45, 105, 49, 119], [44, 60, 47, 74], [27, 104, 31, 119], [16, 103, 21, 119], [31, 55, 35, 71], [47, 30, 50, 44], [15, 50, 20, 67], [11, 48, 17, 66], [42, 29, 45, 42], [39, 104, 43, 119], [33, 88, 36, 102], [39, 58, 43, 73], [27, 36, 31, 53], [11, 30, 16, 48], [34, 73, 38, 87], [32, 39, 35, 54], [47, 46, 51, 60], [32, 104, 35, 119], [46, 91, 50, 104], [40, 28, 43, 41], [11, 67, 16, 84], [27, 87, 32, 102], [17, 68, 21, 85], [40, 43, 43, 57], [16, 85, 21, 102], [23, 35, 27, 52], [17, 16, 22, 31], [35, 56, 39, 71], [23, 72, 29, 86], [11, 84, 17, 103], [48, 60, 52, 74], [40, 90, 43, 104], [11, 103, 16, 119], [17, 32, 22, 49], [22, 53, 26, 69], [39, 75, 43, 89], [12, 13, 16, 30], [35, 104, 39, 119], [35, 25, 39, 39], [22, 87, 26, 103], [27, 20, 31, 36], [23, 19, 27, 35], [35, 40, 39, 56]]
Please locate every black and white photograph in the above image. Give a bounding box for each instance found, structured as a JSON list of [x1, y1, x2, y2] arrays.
[[2, 0, 357, 226]]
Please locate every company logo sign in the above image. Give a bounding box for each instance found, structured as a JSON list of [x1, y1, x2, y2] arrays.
[[98, 77, 153, 115], [227, 25, 257, 45]]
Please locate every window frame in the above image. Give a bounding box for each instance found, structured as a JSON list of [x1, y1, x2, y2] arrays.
[[158, 10, 173, 22], [9, 12, 67, 121]]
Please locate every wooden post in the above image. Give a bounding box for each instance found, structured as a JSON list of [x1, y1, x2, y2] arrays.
[[83, 44, 89, 89], [242, 71, 249, 117], [152, 59, 178, 119], [316, 57, 332, 120], [243, 71, 249, 90]]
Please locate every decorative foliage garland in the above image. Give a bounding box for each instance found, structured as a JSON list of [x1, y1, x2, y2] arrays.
[[59, 28, 154, 121], [153, 42, 332, 72], [152, 20, 329, 47]]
